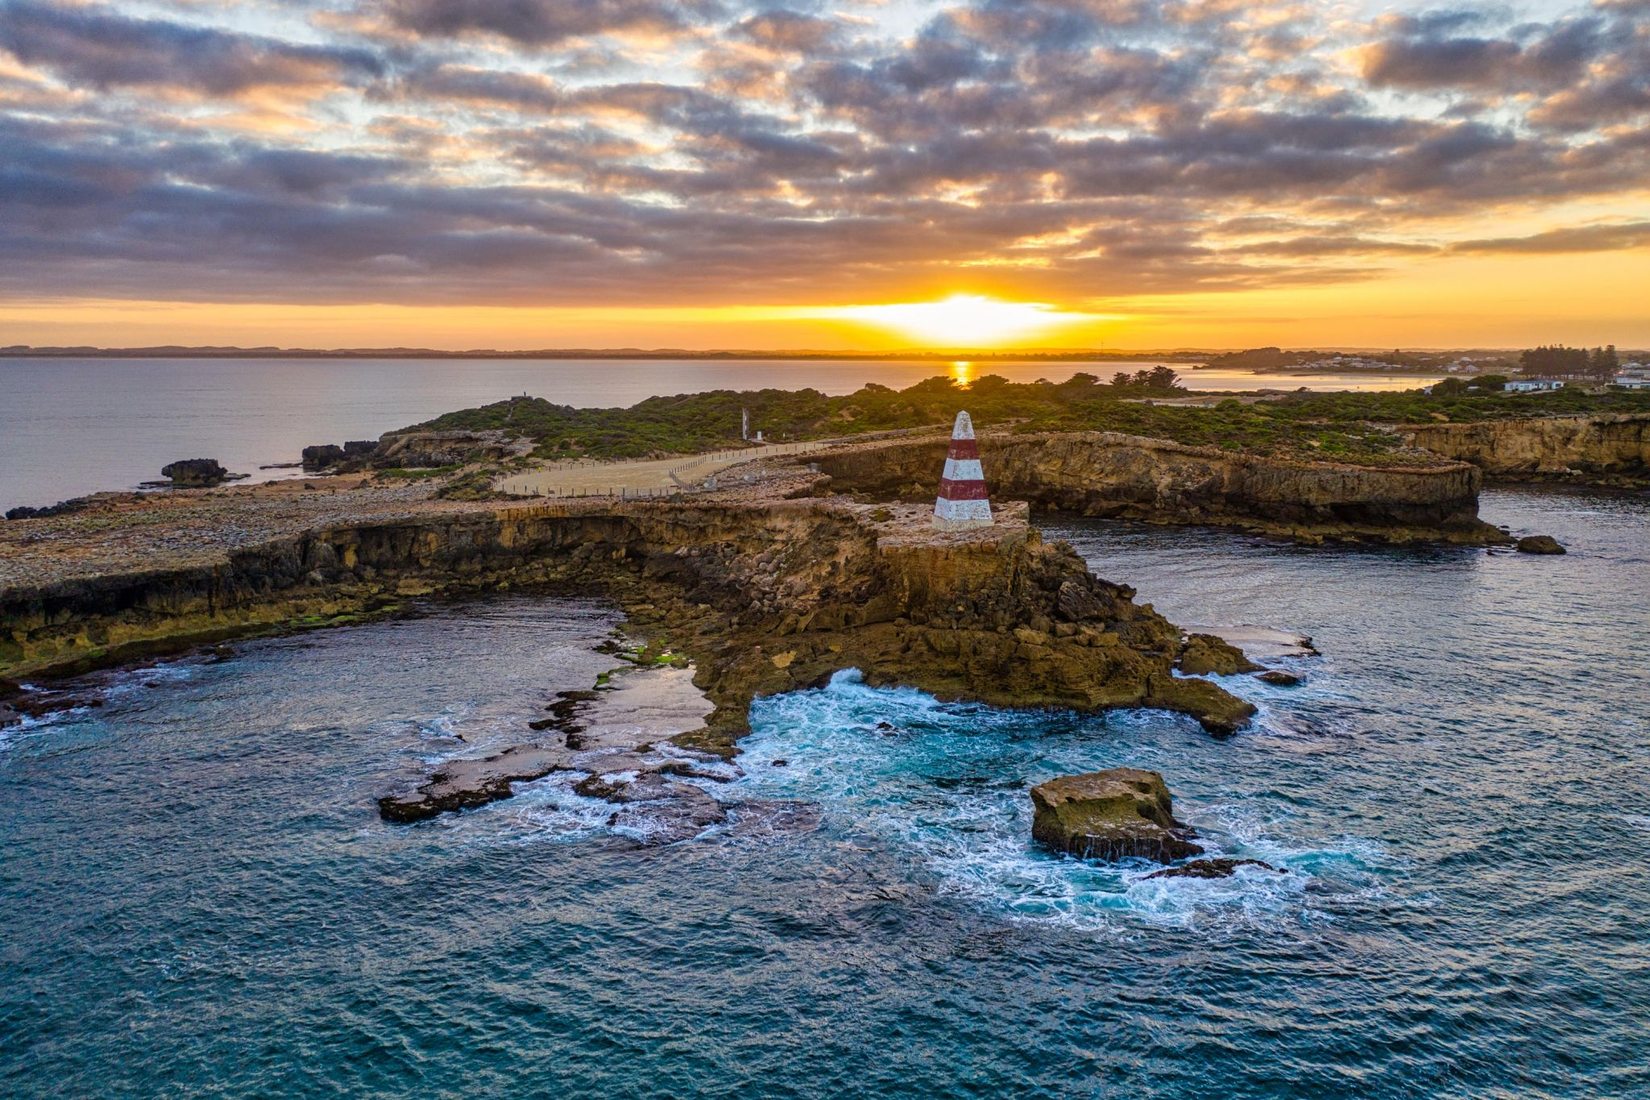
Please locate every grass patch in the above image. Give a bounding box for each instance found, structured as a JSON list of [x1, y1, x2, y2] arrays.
[[396, 377, 1650, 468]]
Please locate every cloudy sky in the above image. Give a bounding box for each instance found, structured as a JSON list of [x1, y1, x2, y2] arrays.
[[1, 0, 1647, 348]]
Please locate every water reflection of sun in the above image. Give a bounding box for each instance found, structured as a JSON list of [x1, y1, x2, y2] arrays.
[[952, 360, 972, 387]]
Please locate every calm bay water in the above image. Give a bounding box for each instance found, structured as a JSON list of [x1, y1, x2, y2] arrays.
[[0, 357, 1440, 510], [3, 486, 1646, 1097]]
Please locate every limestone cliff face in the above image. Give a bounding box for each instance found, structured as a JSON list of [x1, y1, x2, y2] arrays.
[[815, 431, 1500, 544], [1401, 414, 1650, 480], [0, 498, 1254, 740]]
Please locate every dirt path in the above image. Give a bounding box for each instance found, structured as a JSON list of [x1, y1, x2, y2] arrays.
[[497, 441, 830, 498]]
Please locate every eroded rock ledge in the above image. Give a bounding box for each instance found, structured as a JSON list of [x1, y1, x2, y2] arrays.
[[1399, 413, 1650, 485], [811, 430, 1510, 545], [0, 493, 1254, 746]]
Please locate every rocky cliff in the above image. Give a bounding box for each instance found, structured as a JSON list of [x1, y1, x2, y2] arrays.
[[813, 431, 1503, 544], [0, 495, 1255, 743], [1401, 414, 1650, 482]]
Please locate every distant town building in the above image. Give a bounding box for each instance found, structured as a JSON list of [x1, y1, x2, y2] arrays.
[[934, 411, 993, 530], [1613, 375, 1650, 390], [1505, 379, 1565, 393]]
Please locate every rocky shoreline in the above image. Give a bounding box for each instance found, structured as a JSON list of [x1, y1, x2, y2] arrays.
[[5, 418, 1569, 750]]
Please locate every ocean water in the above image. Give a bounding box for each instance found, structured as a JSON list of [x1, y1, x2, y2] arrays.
[[0, 357, 1439, 510], [3, 485, 1646, 1097]]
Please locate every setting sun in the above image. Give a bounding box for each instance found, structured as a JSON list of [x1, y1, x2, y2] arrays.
[[820, 295, 1097, 348]]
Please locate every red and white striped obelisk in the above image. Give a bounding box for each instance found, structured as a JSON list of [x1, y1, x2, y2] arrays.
[[933, 410, 993, 529]]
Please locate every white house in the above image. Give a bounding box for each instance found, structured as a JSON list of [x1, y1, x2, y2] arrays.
[[1613, 375, 1650, 390], [1505, 379, 1565, 392]]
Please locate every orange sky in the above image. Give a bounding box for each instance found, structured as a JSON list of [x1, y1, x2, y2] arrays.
[[6, 246, 1647, 351], [4, 1, 1649, 352]]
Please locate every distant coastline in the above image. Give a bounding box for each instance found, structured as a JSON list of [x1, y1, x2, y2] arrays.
[[0, 345, 1210, 363]]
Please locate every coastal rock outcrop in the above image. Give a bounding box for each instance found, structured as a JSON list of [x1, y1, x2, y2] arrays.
[[1516, 535, 1566, 555], [373, 431, 513, 469], [301, 444, 347, 471], [1030, 768, 1204, 862], [161, 459, 232, 487], [813, 430, 1506, 545], [1179, 633, 1262, 676], [5, 495, 101, 521], [300, 441, 381, 472], [1401, 414, 1650, 483]]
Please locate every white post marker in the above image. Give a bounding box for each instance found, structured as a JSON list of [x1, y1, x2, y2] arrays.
[[933, 410, 993, 529]]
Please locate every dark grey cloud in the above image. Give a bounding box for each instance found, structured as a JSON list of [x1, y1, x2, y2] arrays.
[[0, 0, 1646, 308], [1363, 7, 1611, 95], [1451, 221, 1650, 254], [0, 0, 381, 94], [380, 0, 710, 45]]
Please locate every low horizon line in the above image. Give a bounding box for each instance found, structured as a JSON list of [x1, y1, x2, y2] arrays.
[[1, 343, 1597, 361]]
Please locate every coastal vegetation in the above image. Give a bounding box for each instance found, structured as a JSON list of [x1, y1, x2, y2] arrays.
[[403, 374, 1650, 467]]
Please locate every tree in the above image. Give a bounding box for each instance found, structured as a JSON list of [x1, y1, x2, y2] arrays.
[[1588, 345, 1620, 381], [1519, 345, 1593, 379], [1111, 371, 1133, 388], [1144, 365, 1182, 391]]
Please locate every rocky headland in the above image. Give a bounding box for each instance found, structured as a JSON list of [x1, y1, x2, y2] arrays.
[[0, 463, 1261, 761]]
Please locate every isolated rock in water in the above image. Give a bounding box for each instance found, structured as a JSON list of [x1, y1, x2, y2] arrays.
[[161, 458, 229, 487], [301, 444, 347, 471], [1030, 768, 1204, 863], [1179, 633, 1262, 676], [1516, 535, 1566, 555], [1256, 670, 1302, 686], [1144, 858, 1285, 881]]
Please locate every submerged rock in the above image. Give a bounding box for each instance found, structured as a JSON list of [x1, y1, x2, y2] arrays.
[[1256, 670, 1301, 686], [1516, 534, 1567, 555], [1179, 633, 1262, 676], [577, 770, 729, 844], [377, 746, 566, 823], [1030, 768, 1204, 863], [1144, 858, 1285, 881]]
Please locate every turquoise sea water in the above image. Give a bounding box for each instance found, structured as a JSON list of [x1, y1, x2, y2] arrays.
[[2, 485, 1647, 1097]]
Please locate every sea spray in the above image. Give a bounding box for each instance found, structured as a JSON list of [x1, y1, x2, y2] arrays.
[[735, 670, 1390, 933]]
